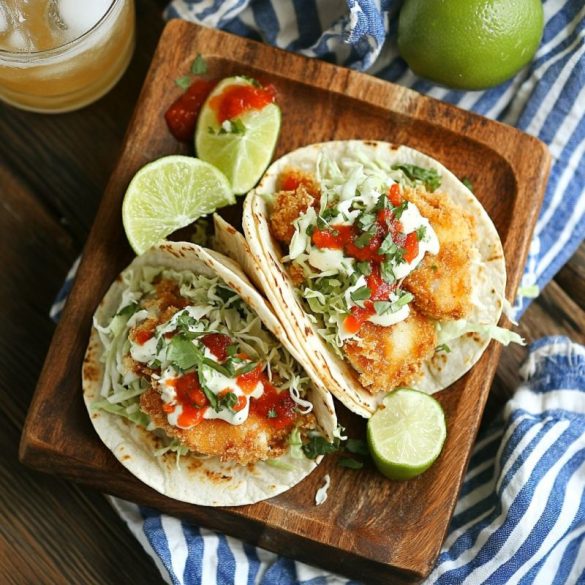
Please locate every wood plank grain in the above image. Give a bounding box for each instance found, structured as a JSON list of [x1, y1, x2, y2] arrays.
[[20, 20, 551, 583], [0, 164, 162, 584]]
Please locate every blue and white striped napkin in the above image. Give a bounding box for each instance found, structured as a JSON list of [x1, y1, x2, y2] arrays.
[[101, 337, 585, 584], [52, 1, 585, 582]]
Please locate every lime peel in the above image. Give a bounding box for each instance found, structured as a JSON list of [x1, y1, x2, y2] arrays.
[[367, 388, 447, 481], [195, 76, 281, 195], [122, 155, 235, 255]]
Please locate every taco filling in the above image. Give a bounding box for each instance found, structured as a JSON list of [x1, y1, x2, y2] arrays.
[[266, 150, 485, 394], [92, 265, 322, 466]]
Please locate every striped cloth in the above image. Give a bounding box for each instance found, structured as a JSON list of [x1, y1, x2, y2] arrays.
[[103, 337, 585, 584], [51, 1, 585, 582]]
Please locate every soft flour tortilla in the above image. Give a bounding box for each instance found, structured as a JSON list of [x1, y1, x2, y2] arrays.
[[82, 241, 336, 506], [236, 141, 506, 418]]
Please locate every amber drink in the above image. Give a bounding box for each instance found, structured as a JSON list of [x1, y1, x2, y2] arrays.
[[0, 0, 135, 113]]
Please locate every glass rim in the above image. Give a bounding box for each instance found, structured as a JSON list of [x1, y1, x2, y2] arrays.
[[0, 0, 119, 61]]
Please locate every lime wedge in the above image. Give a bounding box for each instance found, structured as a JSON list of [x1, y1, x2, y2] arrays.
[[195, 76, 281, 195], [122, 155, 234, 255], [367, 389, 447, 480]]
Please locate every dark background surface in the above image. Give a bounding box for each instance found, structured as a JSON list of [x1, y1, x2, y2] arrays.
[[1, 1, 584, 583]]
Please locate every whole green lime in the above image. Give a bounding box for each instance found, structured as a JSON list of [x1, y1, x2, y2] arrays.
[[398, 0, 544, 90]]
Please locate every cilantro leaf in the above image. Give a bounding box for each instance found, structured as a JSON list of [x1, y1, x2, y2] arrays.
[[191, 53, 207, 75], [462, 177, 474, 192], [435, 343, 452, 353], [301, 436, 341, 459], [116, 302, 138, 318], [350, 286, 371, 303], [167, 336, 200, 370], [392, 201, 409, 220], [338, 457, 364, 469], [356, 261, 372, 276], [378, 234, 397, 255], [175, 75, 192, 90], [380, 258, 396, 284], [267, 408, 277, 419], [416, 226, 427, 241], [345, 438, 369, 456], [217, 391, 238, 411], [357, 211, 376, 231], [354, 227, 376, 249]]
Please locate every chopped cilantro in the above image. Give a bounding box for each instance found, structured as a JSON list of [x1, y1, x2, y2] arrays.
[[191, 53, 207, 75], [167, 335, 200, 370], [350, 286, 371, 303], [435, 343, 452, 353], [216, 286, 238, 303], [233, 361, 259, 376], [380, 258, 396, 284], [353, 227, 376, 248], [230, 118, 246, 134], [392, 200, 409, 220], [374, 192, 391, 212], [374, 292, 413, 315], [357, 211, 376, 231], [356, 261, 372, 276], [396, 292, 413, 307], [302, 435, 341, 459], [462, 177, 474, 192], [116, 302, 138, 318], [378, 234, 397, 255], [217, 391, 238, 411], [345, 438, 369, 456], [267, 408, 277, 419], [373, 300, 392, 315], [175, 75, 192, 90], [208, 119, 246, 135], [226, 344, 238, 357], [321, 207, 340, 222], [416, 225, 427, 241], [338, 457, 364, 469], [391, 163, 442, 192], [198, 378, 218, 411]]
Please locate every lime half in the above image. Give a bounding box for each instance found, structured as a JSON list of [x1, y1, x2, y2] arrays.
[[195, 76, 281, 195], [367, 389, 447, 480], [122, 155, 234, 255]]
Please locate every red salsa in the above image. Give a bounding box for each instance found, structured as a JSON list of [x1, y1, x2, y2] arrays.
[[164, 78, 218, 142], [209, 83, 277, 123], [168, 371, 208, 427], [249, 379, 297, 430], [201, 333, 232, 362]]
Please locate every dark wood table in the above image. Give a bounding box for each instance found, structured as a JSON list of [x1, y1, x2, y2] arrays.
[[1, 1, 584, 583]]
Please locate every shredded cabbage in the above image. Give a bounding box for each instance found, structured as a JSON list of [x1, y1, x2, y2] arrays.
[[94, 266, 316, 457], [436, 319, 525, 346]]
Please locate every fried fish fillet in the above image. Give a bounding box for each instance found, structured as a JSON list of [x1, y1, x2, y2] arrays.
[[403, 187, 476, 320], [270, 184, 319, 245], [344, 309, 437, 394], [140, 388, 314, 465]]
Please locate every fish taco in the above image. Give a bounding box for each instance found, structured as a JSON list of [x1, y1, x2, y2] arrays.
[[82, 241, 337, 506], [238, 141, 515, 417]]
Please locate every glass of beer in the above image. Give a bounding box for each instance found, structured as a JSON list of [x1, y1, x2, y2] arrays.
[[0, 0, 135, 113]]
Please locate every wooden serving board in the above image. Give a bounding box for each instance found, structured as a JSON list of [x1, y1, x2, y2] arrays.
[[20, 20, 550, 584]]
